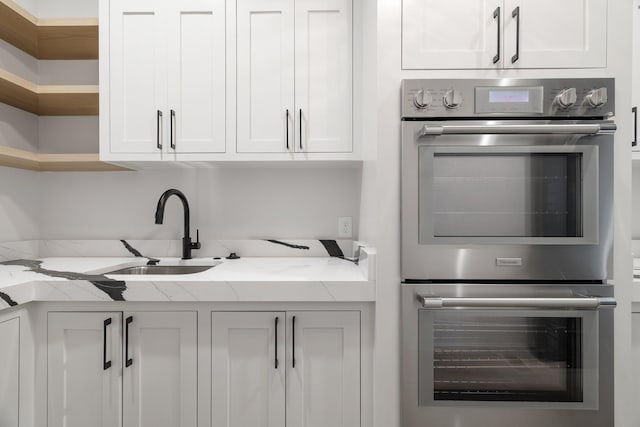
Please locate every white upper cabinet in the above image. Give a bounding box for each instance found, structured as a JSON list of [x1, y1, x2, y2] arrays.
[[503, 0, 607, 69], [402, 0, 502, 70], [105, 0, 225, 158], [109, 0, 167, 156], [295, 0, 352, 153], [167, 0, 226, 154], [634, 0, 640, 153], [236, 0, 295, 153], [236, 0, 352, 154], [103, 0, 355, 160], [402, 0, 607, 69]]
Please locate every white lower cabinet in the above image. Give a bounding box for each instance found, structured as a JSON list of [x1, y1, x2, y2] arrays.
[[47, 311, 197, 427], [287, 311, 361, 427], [48, 312, 122, 427], [212, 311, 361, 427], [211, 312, 286, 427], [123, 312, 198, 427], [46, 307, 362, 427], [633, 312, 640, 426], [0, 316, 20, 427]]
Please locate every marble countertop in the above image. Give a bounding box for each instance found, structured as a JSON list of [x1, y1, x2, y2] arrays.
[[0, 254, 375, 309]]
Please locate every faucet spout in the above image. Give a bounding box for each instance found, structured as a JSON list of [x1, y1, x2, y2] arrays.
[[154, 189, 201, 259]]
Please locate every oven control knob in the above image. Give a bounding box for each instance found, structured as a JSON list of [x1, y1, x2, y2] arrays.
[[443, 89, 463, 109], [585, 87, 608, 108], [554, 88, 577, 109], [413, 89, 432, 109]]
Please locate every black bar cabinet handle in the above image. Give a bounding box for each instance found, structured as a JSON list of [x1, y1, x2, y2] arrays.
[[170, 109, 176, 150], [493, 7, 500, 64], [157, 110, 163, 150], [286, 110, 290, 150], [511, 6, 520, 64], [292, 315, 296, 368], [275, 317, 279, 369], [103, 318, 112, 370], [299, 109, 303, 151], [633, 107, 638, 147], [125, 316, 133, 367]]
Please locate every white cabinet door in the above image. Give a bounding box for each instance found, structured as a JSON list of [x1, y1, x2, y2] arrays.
[[503, 0, 607, 68], [167, 0, 226, 154], [287, 311, 360, 427], [0, 317, 19, 427], [236, 0, 295, 153], [110, 0, 167, 155], [633, 313, 640, 426], [295, 0, 352, 153], [402, 0, 503, 69], [122, 312, 197, 427], [48, 313, 121, 427], [211, 312, 286, 427], [633, 0, 640, 152]]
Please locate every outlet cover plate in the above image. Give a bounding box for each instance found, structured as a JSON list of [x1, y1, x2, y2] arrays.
[[338, 217, 353, 238]]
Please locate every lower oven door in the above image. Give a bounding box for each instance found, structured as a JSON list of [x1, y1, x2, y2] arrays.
[[401, 284, 615, 427]]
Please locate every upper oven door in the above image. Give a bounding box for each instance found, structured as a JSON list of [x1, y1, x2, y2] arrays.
[[420, 144, 598, 245], [401, 120, 614, 281]]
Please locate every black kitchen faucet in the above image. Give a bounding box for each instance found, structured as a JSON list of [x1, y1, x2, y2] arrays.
[[154, 189, 201, 259]]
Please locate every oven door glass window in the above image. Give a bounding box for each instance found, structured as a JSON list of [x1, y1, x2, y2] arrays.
[[418, 310, 599, 406], [418, 146, 598, 244]]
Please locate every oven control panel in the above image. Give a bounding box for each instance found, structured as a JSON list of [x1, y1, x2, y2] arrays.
[[402, 78, 615, 119]]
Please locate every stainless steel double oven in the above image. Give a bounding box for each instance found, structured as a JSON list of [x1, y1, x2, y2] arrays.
[[401, 78, 617, 427]]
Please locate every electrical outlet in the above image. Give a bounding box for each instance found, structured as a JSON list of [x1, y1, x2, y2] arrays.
[[338, 217, 353, 238]]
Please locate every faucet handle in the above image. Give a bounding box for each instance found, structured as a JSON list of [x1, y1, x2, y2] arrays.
[[192, 229, 201, 250]]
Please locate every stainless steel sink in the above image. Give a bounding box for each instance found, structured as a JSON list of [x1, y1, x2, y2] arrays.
[[106, 265, 218, 275]]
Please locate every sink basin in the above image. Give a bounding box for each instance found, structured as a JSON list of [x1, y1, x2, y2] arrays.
[[106, 264, 218, 275]]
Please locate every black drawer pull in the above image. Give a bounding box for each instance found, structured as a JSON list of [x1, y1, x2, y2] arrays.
[[125, 316, 133, 367], [292, 315, 296, 368], [275, 317, 279, 369], [103, 318, 112, 370]]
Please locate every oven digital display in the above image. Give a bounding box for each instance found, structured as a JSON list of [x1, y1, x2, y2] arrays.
[[489, 90, 530, 103]]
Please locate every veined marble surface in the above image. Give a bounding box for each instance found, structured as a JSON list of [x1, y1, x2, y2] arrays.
[[0, 240, 39, 262], [0, 249, 375, 310], [37, 239, 356, 259]]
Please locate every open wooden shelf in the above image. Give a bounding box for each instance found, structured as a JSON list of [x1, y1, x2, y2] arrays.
[[0, 68, 98, 115], [0, 0, 98, 60], [0, 146, 131, 172]]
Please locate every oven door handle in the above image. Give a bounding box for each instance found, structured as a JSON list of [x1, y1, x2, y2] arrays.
[[417, 295, 617, 310], [418, 123, 616, 137]]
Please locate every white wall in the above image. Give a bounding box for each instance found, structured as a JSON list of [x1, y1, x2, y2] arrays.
[[374, 2, 634, 427], [13, 0, 98, 18], [0, 167, 40, 242], [355, 0, 377, 248], [38, 167, 362, 241]]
